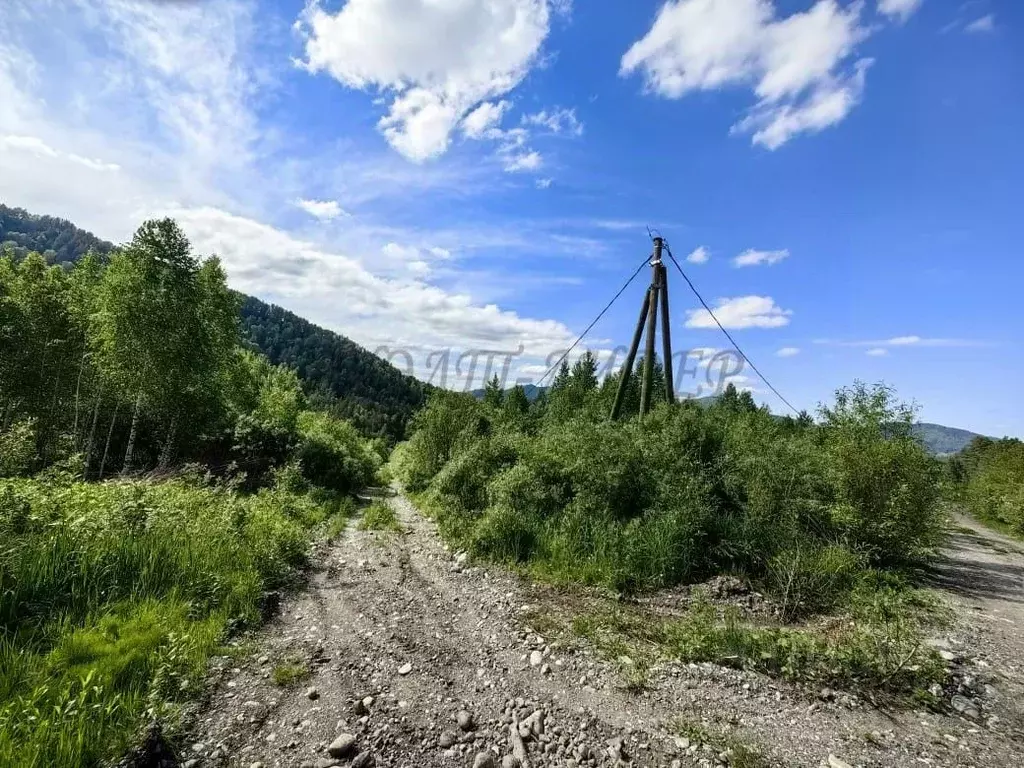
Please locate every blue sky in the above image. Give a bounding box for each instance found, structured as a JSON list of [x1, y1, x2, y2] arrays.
[[0, 0, 1020, 436]]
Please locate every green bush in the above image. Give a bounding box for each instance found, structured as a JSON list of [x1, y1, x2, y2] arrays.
[[959, 437, 1024, 534], [296, 411, 379, 493], [0, 420, 36, 478], [396, 380, 945, 598]]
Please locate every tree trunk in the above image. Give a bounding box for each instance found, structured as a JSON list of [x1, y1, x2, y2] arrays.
[[72, 351, 88, 448], [84, 384, 103, 478], [158, 413, 177, 470], [122, 392, 143, 475], [99, 400, 119, 480]]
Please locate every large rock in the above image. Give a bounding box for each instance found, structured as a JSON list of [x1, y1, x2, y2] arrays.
[[351, 751, 375, 768], [472, 753, 496, 768], [328, 733, 357, 758]]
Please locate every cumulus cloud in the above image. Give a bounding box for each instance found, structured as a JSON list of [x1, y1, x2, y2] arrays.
[[462, 101, 510, 139], [877, 0, 923, 22], [733, 247, 789, 267], [685, 295, 793, 329], [687, 246, 710, 264], [175, 206, 577, 354], [295, 198, 346, 221], [620, 0, 876, 148], [299, 0, 557, 162], [776, 346, 800, 357]]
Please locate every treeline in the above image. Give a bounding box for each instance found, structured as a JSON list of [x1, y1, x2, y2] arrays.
[[949, 436, 1024, 534], [1, 203, 427, 441], [392, 354, 944, 609], [0, 218, 380, 492]]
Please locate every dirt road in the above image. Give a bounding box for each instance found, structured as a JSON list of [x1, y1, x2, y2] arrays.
[[186, 496, 1024, 768]]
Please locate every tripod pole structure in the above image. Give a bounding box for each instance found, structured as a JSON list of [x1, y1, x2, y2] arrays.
[[639, 238, 663, 417], [659, 260, 675, 405], [610, 287, 651, 420]]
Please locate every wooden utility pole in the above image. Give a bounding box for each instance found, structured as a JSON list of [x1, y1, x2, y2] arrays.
[[610, 237, 675, 419]]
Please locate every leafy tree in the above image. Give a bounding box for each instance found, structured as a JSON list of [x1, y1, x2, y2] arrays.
[[483, 374, 504, 408]]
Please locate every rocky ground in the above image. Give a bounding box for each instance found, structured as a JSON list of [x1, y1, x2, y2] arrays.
[[183, 494, 1024, 768]]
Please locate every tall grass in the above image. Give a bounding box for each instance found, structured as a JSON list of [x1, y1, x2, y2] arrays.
[[0, 475, 339, 766]]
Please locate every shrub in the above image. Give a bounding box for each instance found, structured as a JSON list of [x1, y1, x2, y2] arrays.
[[0, 420, 36, 478], [296, 411, 379, 493]]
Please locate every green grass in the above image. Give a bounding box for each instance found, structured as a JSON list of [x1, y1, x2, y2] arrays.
[[569, 584, 946, 702], [0, 475, 336, 767], [271, 660, 311, 687], [669, 717, 767, 768], [357, 501, 403, 533]]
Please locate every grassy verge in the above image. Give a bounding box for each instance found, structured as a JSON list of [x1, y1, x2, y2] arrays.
[[0, 475, 348, 766], [530, 579, 947, 704]]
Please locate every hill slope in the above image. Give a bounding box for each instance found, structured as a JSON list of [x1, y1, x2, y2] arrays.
[[1, 203, 425, 439]]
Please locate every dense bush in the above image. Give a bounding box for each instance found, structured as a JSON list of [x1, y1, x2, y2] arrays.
[[296, 411, 380, 493], [395, 378, 945, 598]]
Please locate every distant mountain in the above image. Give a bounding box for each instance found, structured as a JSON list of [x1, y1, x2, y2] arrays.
[[911, 423, 984, 456], [1, 203, 426, 439]]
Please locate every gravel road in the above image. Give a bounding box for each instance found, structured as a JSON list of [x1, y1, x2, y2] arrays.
[[184, 495, 1024, 768]]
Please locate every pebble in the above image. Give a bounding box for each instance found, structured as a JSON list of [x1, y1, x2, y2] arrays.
[[951, 694, 981, 721], [828, 756, 853, 768], [501, 756, 520, 768], [439, 732, 457, 748], [351, 750, 374, 768], [457, 710, 476, 731], [529, 650, 544, 667], [306, 686, 320, 700], [472, 753, 497, 768], [398, 662, 413, 675]]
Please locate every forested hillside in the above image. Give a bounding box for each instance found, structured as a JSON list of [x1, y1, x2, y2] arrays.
[[0, 203, 425, 439], [241, 297, 427, 441]]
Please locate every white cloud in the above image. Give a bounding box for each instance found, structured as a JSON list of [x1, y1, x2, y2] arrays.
[[295, 198, 346, 221], [965, 14, 995, 33], [536, 177, 553, 189], [687, 245, 710, 264], [877, 0, 923, 23], [685, 295, 793, 329], [866, 347, 889, 356], [522, 107, 584, 136], [817, 335, 988, 349], [776, 346, 800, 357], [176, 206, 577, 355], [620, 0, 874, 148], [1, 134, 121, 173], [503, 150, 544, 172], [299, 0, 556, 162], [733, 247, 788, 267], [462, 101, 510, 139]]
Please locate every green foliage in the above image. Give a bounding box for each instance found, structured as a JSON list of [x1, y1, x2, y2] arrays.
[[395, 380, 945, 599], [0, 474, 335, 765], [357, 501, 403, 533], [574, 584, 945, 699], [0, 421, 36, 477], [296, 411, 380, 493], [955, 436, 1024, 534], [271, 660, 311, 687]]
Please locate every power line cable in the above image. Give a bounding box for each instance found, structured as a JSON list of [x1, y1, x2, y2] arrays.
[[537, 253, 652, 387], [663, 242, 801, 416]]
